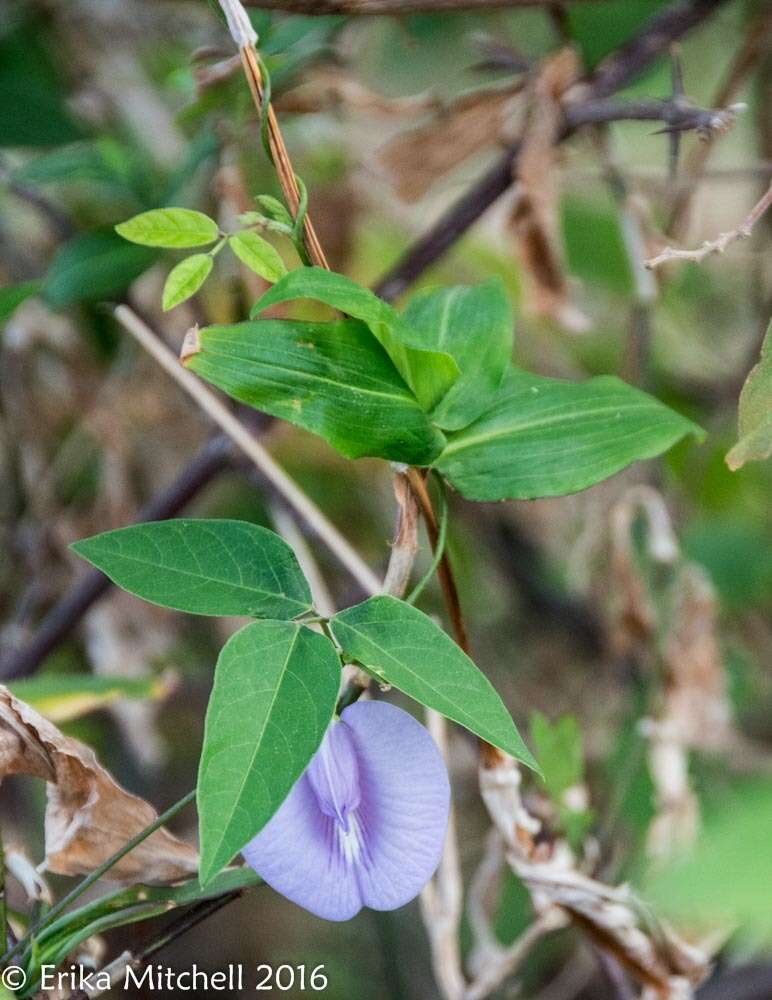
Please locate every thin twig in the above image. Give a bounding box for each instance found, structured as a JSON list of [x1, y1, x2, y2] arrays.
[[645, 181, 772, 268], [419, 710, 466, 1000], [375, 0, 733, 301], [406, 469, 469, 653], [0, 436, 234, 681], [666, 6, 772, 240], [114, 304, 382, 596], [1, 791, 196, 968]]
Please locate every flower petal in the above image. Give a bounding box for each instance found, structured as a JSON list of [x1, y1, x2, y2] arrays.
[[340, 700, 450, 912], [241, 771, 364, 921], [306, 718, 361, 828], [242, 701, 450, 921]]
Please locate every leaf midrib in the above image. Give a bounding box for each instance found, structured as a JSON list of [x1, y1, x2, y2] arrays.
[[85, 546, 304, 608], [198, 345, 417, 407], [440, 400, 674, 458], [203, 624, 301, 877], [333, 618, 527, 759]]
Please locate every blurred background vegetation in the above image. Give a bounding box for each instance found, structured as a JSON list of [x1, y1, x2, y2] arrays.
[[0, 0, 770, 997]]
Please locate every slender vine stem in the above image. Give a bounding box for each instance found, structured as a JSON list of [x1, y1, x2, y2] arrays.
[[406, 469, 469, 654], [0, 790, 196, 968], [406, 476, 448, 606]]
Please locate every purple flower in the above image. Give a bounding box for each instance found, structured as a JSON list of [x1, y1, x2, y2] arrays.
[[242, 701, 450, 921]]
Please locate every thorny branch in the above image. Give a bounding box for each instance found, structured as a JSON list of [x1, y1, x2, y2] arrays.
[[375, 0, 733, 300], [646, 181, 772, 268]]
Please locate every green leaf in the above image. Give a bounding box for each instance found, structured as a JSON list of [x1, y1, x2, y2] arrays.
[[115, 208, 219, 248], [184, 317, 446, 465], [251, 267, 460, 412], [162, 253, 213, 311], [0, 18, 83, 148], [531, 712, 584, 801], [42, 231, 158, 307], [330, 595, 537, 769], [24, 867, 263, 994], [726, 320, 772, 471], [197, 620, 340, 884], [400, 279, 513, 430], [8, 674, 172, 723], [71, 519, 312, 619], [562, 194, 634, 295], [567, 0, 670, 71], [13, 141, 123, 186], [0, 280, 41, 325], [644, 781, 772, 946], [256, 194, 293, 226], [228, 231, 287, 282], [435, 368, 702, 501]]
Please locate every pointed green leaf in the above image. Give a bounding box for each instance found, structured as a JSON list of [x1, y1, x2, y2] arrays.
[[162, 253, 213, 311], [184, 317, 446, 465], [400, 279, 513, 430], [197, 620, 341, 884], [435, 368, 702, 500], [0, 19, 83, 148], [28, 868, 263, 985], [71, 519, 312, 619], [115, 208, 219, 248], [256, 194, 293, 226], [251, 267, 459, 412], [8, 674, 172, 723], [726, 320, 772, 471], [531, 712, 584, 800], [229, 231, 287, 282], [43, 231, 158, 307], [330, 595, 537, 769]]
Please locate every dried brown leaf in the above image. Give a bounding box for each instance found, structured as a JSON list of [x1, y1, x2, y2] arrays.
[[379, 83, 523, 203], [511, 48, 589, 332], [275, 65, 437, 118], [480, 757, 711, 998], [661, 565, 731, 752], [0, 685, 198, 884]]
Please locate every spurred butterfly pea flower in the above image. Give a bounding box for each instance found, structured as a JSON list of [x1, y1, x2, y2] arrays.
[[242, 700, 450, 921]]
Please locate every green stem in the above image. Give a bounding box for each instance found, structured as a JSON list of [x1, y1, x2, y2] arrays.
[[1, 789, 196, 968], [209, 236, 228, 257], [406, 476, 449, 606]]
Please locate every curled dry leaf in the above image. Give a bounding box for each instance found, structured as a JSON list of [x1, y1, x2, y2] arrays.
[[645, 564, 733, 861], [511, 48, 590, 333], [0, 685, 199, 884], [378, 82, 524, 203], [275, 65, 437, 118], [479, 756, 711, 999]]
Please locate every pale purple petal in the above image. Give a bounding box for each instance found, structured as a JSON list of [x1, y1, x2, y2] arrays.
[[242, 700, 450, 921], [241, 767, 363, 921], [306, 719, 360, 829], [340, 701, 450, 912]]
